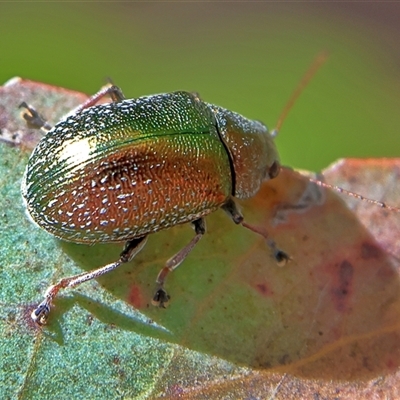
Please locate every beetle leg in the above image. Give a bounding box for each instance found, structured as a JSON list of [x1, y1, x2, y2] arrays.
[[222, 197, 291, 266], [71, 85, 125, 114], [266, 239, 291, 267], [20, 85, 125, 133], [19, 102, 52, 131], [152, 218, 206, 308], [31, 236, 147, 326], [190, 91, 202, 100], [241, 220, 291, 266]]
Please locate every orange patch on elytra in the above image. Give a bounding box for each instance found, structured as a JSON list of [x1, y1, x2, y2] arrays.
[[127, 285, 144, 309]]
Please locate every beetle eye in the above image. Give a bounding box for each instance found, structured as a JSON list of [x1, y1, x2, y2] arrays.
[[268, 160, 280, 179]]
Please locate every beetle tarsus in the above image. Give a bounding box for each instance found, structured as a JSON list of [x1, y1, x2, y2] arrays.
[[274, 249, 291, 266], [152, 287, 170, 308], [19, 102, 52, 131], [31, 300, 51, 326], [108, 85, 125, 103], [267, 239, 291, 266]]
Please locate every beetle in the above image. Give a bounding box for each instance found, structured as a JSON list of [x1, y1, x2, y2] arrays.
[[21, 85, 284, 326]]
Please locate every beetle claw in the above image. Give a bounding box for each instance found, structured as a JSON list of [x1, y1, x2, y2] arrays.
[[31, 301, 51, 326], [19, 102, 52, 131], [152, 288, 170, 308], [274, 249, 291, 267]]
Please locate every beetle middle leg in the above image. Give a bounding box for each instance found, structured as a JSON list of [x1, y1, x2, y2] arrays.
[[71, 84, 125, 114], [222, 196, 290, 266], [31, 236, 148, 326], [152, 218, 206, 308]]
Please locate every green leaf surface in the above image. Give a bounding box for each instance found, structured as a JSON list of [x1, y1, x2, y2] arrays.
[[1, 80, 400, 399]]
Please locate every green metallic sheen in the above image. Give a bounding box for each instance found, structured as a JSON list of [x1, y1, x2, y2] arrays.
[[22, 90, 279, 245], [22, 92, 232, 243]]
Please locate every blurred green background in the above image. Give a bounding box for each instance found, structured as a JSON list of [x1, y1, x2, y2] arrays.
[[1, 2, 399, 171]]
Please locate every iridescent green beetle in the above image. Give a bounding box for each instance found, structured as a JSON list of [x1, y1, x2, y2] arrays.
[[21, 86, 281, 325]]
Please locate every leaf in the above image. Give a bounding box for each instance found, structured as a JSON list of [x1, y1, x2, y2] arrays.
[[1, 79, 399, 399]]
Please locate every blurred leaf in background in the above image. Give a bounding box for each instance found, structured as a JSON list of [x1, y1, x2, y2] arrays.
[[1, 3, 400, 399]]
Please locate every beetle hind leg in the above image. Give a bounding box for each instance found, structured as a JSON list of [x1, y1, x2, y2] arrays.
[[31, 236, 148, 326], [152, 218, 206, 308]]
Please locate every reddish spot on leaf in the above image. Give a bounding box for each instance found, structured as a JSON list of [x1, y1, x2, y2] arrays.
[[385, 357, 398, 372], [360, 241, 381, 259], [330, 260, 354, 313], [255, 283, 274, 297], [127, 285, 143, 309]]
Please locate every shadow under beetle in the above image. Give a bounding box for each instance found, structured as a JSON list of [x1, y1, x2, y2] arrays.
[[21, 84, 287, 326]]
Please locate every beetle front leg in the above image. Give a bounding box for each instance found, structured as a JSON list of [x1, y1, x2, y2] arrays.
[[31, 236, 148, 326], [222, 196, 290, 266], [152, 218, 206, 308]]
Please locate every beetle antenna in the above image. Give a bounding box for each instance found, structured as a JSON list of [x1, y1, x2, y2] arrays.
[[271, 52, 329, 138], [309, 178, 400, 213]]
